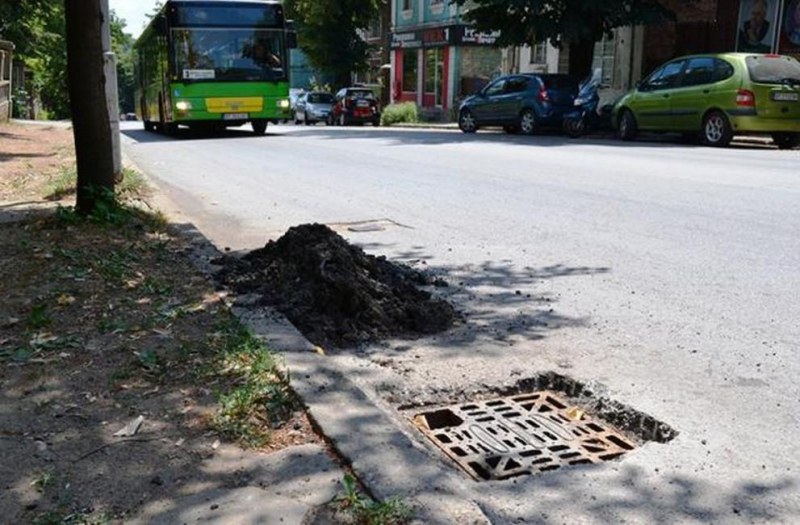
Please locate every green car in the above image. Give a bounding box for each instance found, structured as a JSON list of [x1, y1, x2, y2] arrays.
[[613, 53, 800, 149]]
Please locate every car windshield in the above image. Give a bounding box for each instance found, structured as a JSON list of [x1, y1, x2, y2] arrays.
[[746, 55, 800, 84], [348, 90, 375, 99], [173, 29, 286, 81], [307, 93, 333, 104]]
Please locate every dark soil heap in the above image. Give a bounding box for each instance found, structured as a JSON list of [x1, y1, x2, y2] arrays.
[[217, 224, 455, 347]]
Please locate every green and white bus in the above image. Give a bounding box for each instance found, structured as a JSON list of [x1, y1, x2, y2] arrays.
[[134, 0, 295, 135]]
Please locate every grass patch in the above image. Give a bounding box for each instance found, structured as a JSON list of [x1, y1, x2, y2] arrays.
[[338, 474, 413, 525], [210, 319, 297, 448], [45, 167, 148, 203], [381, 102, 419, 127]]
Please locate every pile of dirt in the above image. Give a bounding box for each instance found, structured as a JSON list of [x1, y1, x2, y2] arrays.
[[216, 224, 455, 347]]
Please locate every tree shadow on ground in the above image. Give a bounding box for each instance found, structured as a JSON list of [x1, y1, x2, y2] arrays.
[[476, 463, 798, 524]]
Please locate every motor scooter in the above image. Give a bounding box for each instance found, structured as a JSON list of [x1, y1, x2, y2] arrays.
[[563, 69, 614, 138]]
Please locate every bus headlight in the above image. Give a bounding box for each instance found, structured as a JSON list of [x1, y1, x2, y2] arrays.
[[278, 99, 290, 109], [176, 101, 192, 111]]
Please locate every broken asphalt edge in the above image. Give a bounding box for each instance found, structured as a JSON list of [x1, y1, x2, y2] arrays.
[[120, 149, 492, 525]]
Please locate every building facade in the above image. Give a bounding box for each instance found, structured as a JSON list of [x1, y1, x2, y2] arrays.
[[390, 0, 509, 116]]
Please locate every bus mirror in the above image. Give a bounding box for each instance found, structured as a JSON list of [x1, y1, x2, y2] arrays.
[[287, 31, 298, 49]]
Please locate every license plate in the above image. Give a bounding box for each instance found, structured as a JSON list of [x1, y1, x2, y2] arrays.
[[772, 92, 799, 102], [223, 113, 248, 120], [356, 100, 369, 107]]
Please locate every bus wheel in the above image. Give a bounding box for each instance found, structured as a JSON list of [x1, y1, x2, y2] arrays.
[[162, 122, 178, 135], [252, 120, 268, 135], [144, 121, 155, 132]]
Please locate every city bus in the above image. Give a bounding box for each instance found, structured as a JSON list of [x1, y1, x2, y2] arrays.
[[134, 0, 295, 135]]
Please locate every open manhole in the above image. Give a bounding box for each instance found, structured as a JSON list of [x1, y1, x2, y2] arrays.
[[413, 391, 638, 481]]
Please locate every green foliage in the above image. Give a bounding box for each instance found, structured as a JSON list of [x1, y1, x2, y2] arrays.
[[452, 0, 675, 76], [0, 1, 69, 118], [56, 185, 133, 226], [26, 303, 52, 330], [381, 103, 419, 126], [110, 11, 136, 114], [211, 321, 297, 448], [284, 0, 384, 88], [453, 0, 674, 47], [339, 474, 413, 525]]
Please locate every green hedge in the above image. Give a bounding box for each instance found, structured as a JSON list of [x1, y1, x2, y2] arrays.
[[381, 102, 419, 126]]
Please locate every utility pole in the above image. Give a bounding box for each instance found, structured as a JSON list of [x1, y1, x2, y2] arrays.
[[100, 0, 122, 180]]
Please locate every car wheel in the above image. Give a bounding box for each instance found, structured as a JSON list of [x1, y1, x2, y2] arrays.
[[458, 109, 478, 133], [702, 111, 733, 147], [503, 125, 520, 135], [772, 132, 800, 150], [373, 117, 381, 127], [618, 109, 638, 141], [519, 109, 536, 135], [304, 112, 312, 126], [252, 120, 268, 135], [563, 117, 586, 139]]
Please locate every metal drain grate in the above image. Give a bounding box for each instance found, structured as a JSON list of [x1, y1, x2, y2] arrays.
[[413, 391, 637, 481]]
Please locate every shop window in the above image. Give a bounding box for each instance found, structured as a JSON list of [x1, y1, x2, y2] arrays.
[[403, 49, 418, 92], [424, 48, 444, 105]]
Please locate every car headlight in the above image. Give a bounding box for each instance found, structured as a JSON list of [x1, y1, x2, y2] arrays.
[[278, 99, 290, 109], [175, 100, 192, 111]]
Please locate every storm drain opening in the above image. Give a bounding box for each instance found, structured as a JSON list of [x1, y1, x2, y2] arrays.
[[413, 391, 639, 481]]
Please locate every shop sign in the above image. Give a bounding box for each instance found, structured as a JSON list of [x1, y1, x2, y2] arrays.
[[391, 24, 501, 49], [391, 31, 422, 49], [455, 26, 501, 46]]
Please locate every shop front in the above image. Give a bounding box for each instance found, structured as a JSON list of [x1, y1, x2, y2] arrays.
[[391, 24, 502, 112]]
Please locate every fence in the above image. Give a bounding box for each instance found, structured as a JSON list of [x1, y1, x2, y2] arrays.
[[0, 40, 15, 121]]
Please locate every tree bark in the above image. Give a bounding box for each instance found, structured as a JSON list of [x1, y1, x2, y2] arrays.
[[65, 0, 114, 215], [567, 38, 596, 79]]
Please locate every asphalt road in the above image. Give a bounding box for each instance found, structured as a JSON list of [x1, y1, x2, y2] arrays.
[[121, 122, 800, 524]]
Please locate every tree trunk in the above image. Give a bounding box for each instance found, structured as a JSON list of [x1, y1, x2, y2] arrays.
[[567, 38, 596, 79], [65, 0, 114, 215]]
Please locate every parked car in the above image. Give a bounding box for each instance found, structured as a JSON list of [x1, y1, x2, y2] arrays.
[[458, 74, 579, 135], [330, 87, 380, 126], [282, 88, 305, 124], [294, 92, 334, 125], [614, 53, 800, 149]]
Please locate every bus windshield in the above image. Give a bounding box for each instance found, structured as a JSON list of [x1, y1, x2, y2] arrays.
[[173, 28, 286, 81]]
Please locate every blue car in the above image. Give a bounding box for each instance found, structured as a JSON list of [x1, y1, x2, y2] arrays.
[[458, 74, 579, 135]]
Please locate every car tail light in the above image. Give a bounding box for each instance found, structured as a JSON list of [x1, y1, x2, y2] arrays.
[[736, 89, 756, 107], [538, 85, 550, 102]]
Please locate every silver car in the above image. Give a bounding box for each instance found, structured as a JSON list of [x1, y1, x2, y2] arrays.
[[294, 92, 334, 125]]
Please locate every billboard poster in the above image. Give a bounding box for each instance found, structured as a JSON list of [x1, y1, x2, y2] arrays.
[[737, 0, 780, 52], [778, 0, 800, 56]]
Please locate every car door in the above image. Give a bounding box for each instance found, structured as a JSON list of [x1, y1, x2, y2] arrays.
[[495, 77, 529, 122], [669, 57, 717, 130], [472, 78, 507, 124], [633, 60, 686, 130]]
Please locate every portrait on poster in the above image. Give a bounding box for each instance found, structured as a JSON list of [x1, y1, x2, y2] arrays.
[[737, 0, 779, 52], [779, 0, 800, 55]]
